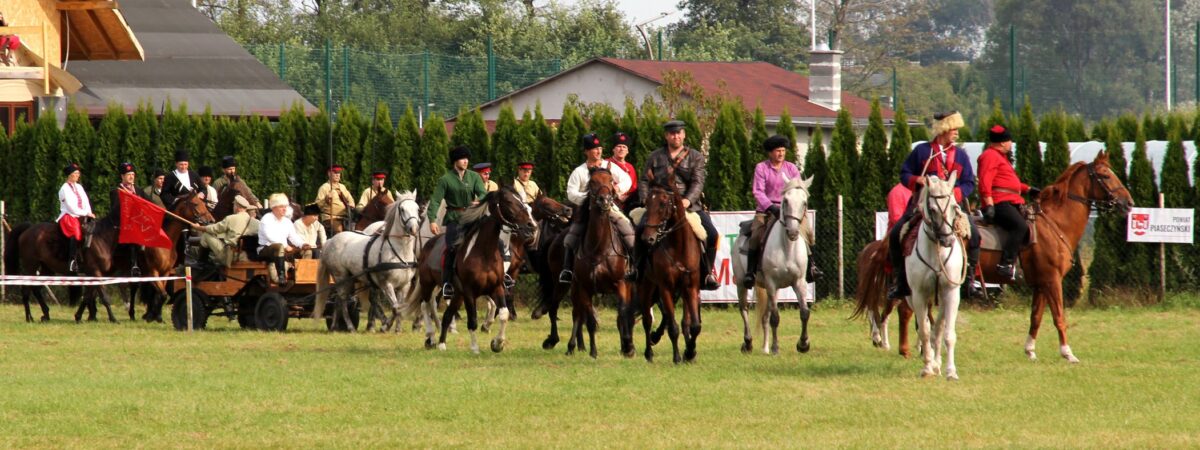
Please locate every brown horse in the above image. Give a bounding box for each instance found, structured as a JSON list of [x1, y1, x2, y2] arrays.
[[856, 153, 1132, 363], [128, 192, 215, 323], [562, 169, 632, 358], [355, 190, 394, 231], [4, 221, 90, 322], [211, 177, 256, 221], [506, 194, 571, 325], [636, 174, 703, 363], [406, 186, 536, 353], [852, 239, 915, 358]]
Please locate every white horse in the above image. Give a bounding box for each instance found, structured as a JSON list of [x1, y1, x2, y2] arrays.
[[313, 190, 421, 330], [732, 177, 814, 355], [907, 174, 967, 380]]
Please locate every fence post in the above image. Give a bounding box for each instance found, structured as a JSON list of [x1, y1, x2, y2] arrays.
[[1159, 193, 1166, 304], [487, 36, 497, 100], [837, 195, 844, 299], [278, 42, 286, 80], [323, 39, 332, 110], [343, 46, 351, 104], [1009, 24, 1015, 115], [185, 266, 194, 332], [422, 50, 431, 122]]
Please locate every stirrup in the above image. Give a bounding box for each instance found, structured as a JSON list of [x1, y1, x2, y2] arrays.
[[69, 260, 79, 273], [503, 274, 516, 289], [558, 270, 574, 284], [131, 265, 141, 276], [701, 274, 720, 291], [997, 264, 1016, 281], [441, 282, 455, 299], [740, 274, 756, 290]]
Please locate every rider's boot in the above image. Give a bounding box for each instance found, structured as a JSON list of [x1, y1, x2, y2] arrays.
[[741, 246, 760, 289], [130, 247, 141, 276], [273, 257, 288, 284], [441, 248, 457, 299], [620, 227, 637, 280], [558, 246, 576, 284], [67, 239, 79, 273], [888, 267, 911, 299], [807, 246, 824, 282], [966, 246, 984, 299], [700, 247, 720, 291]]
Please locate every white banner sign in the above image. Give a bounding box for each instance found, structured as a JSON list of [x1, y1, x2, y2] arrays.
[[705, 211, 816, 303], [1127, 208, 1194, 243]]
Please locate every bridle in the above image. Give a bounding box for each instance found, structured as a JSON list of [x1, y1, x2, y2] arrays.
[[1067, 162, 1129, 212], [389, 197, 420, 237], [175, 194, 212, 225], [492, 191, 536, 239], [643, 188, 684, 245], [778, 184, 808, 242], [920, 182, 958, 247]]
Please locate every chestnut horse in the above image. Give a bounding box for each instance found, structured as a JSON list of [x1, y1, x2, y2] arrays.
[[406, 186, 536, 353], [355, 190, 394, 231], [563, 169, 633, 358], [855, 153, 1132, 363], [636, 175, 703, 363], [129, 192, 215, 322], [851, 239, 914, 358]]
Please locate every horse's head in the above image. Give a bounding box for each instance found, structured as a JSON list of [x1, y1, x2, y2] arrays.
[[587, 167, 617, 214], [174, 191, 215, 225], [492, 186, 536, 241], [386, 190, 420, 236], [641, 186, 680, 246], [780, 176, 812, 241], [532, 194, 571, 224], [1084, 151, 1134, 215], [920, 173, 959, 248]]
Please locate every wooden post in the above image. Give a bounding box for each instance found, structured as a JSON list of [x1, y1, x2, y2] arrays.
[[42, 21, 49, 95], [837, 195, 844, 299], [185, 266, 194, 332], [1, 201, 5, 302], [1159, 193, 1166, 304]]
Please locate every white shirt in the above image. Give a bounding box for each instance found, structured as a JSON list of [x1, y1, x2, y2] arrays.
[[57, 182, 93, 221], [565, 160, 632, 206], [173, 170, 194, 191], [293, 218, 327, 247], [203, 185, 218, 209], [258, 212, 306, 251]]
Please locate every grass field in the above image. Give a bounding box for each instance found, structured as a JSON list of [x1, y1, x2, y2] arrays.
[[1, 297, 1198, 449]]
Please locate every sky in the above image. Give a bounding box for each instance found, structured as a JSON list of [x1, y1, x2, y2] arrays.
[[556, 0, 686, 28]]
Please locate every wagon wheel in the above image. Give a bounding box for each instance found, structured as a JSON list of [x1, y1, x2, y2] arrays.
[[325, 297, 361, 332], [236, 295, 257, 329], [170, 287, 209, 331], [254, 292, 289, 331]]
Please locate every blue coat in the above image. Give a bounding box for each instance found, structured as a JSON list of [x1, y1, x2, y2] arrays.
[[899, 141, 975, 204]]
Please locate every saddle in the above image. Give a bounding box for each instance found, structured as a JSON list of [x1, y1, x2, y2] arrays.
[[629, 207, 707, 241], [973, 214, 1037, 253]]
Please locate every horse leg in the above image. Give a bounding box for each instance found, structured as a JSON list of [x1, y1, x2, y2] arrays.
[[437, 296, 461, 351], [75, 295, 89, 323], [33, 287, 51, 322], [660, 288, 681, 364], [490, 292, 510, 353], [1044, 283, 1078, 363], [126, 283, 137, 321], [897, 300, 912, 358], [96, 287, 117, 323], [464, 293, 480, 354], [795, 281, 811, 354], [1026, 287, 1047, 361], [650, 293, 668, 345], [639, 285, 656, 362], [617, 283, 636, 358], [23, 287, 36, 322], [481, 297, 495, 334], [940, 288, 961, 380], [910, 294, 936, 378], [768, 299, 780, 355], [737, 285, 753, 353]]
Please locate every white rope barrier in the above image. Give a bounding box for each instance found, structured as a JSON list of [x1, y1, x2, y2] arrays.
[[0, 275, 187, 286]]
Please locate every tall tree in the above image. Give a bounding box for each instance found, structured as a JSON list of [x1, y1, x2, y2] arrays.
[[827, 109, 857, 208], [30, 114, 62, 219], [1014, 98, 1042, 187], [393, 105, 420, 194], [776, 107, 798, 163], [859, 99, 890, 209], [92, 105, 127, 215], [887, 102, 912, 184], [551, 103, 586, 199], [635, 96, 665, 171], [532, 102, 556, 191], [804, 126, 829, 211], [1041, 110, 1070, 186], [415, 113, 449, 200], [675, 106, 704, 151], [1160, 121, 1190, 208], [704, 101, 747, 210], [332, 104, 366, 191], [491, 103, 522, 180], [362, 102, 395, 189], [746, 105, 769, 205], [450, 107, 491, 167]]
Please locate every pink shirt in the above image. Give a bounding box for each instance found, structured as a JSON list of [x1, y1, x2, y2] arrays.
[[887, 183, 913, 228], [752, 160, 801, 212]]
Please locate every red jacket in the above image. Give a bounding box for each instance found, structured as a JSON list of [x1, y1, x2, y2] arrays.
[[977, 147, 1029, 205]]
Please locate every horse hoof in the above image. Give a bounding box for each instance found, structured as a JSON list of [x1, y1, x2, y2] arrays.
[[590, 352, 598, 359], [683, 349, 696, 361], [1026, 351, 1038, 361], [797, 341, 811, 354], [542, 336, 559, 350], [650, 331, 664, 345], [872, 339, 882, 348], [424, 339, 435, 350], [946, 372, 959, 381], [920, 369, 936, 378], [1064, 354, 1080, 364], [481, 325, 490, 333], [40, 316, 51, 323], [490, 339, 506, 353], [437, 343, 447, 351]]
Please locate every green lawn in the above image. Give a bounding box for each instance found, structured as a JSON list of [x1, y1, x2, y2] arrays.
[[0, 299, 1197, 448]]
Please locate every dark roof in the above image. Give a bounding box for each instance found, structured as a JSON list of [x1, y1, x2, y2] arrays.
[[468, 58, 892, 122], [67, 0, 313, 117]]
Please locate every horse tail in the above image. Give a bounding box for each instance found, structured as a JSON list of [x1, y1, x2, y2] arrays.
[[400, 275, 425, 319], [311, 258, 331, 319], [851, 240, 889, 320], [5, 222, 30, 272]]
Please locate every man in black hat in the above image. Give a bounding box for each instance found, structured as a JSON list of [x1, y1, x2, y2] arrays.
[[428, 146, 486, 298], [109, 162, 138, 227], [212, 156, 261, 208], [197, 166, 219, 210], [634, 120, 721, 290], [141, 169, 167, 209], [161, 148, 204, 207]]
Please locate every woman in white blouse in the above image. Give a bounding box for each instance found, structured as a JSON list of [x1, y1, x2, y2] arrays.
[[58, 163, 94, 272]]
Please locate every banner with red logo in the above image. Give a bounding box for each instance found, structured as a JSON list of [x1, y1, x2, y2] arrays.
[[705, 211, 817, 303], [1126, 208, 1194, 244]]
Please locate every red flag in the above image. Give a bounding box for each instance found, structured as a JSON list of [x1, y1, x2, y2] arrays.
[[118, 189, 173, 249]]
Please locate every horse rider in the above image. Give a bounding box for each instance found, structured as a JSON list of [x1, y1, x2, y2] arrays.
[[294, 203, 327, 259], [109, 162, 143, 274], [142, 169, 167, 209], [197, 166, 219, 210], [634, 120, 721, 291], [194, 195, 260, 268], [512, 161, 540, 205], [428, 146, 486, 299], [161, 148, 204, 207], [558, 133, 636, 283], [356, 170, 394, 214], [212, 156, 262, 209], [978, 125, 1039, 282], [315, 164, 355, 234], [607, 131, 638, 212], [887, 111, 980, 299], [58, 163, 95, 273], [741, 135, 821, 288], [474, 162, 499, 192], [258, 193, 310, 284]]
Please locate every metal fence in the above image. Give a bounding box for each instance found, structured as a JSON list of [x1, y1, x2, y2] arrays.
[[245, 43, 563, 121]]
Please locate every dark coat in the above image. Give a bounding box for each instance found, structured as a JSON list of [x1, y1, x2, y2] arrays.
[[639, 146, 707, 212], [161, 170, 204, 207]]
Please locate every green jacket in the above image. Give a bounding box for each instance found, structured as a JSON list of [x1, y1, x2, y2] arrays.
[[429, 169, 485, 224]]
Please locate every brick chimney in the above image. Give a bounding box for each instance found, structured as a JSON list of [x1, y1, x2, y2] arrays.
[[809, 49, 844, 111]]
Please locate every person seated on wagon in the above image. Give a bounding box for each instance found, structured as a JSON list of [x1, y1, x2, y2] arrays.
[[294, 203, 327, 259], [258, 193, 310, 283], [194, 195, 260, 268]]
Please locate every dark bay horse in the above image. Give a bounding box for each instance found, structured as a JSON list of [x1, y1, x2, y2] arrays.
[[211, 177, 256, 221], [855, 153, 1132, 363], [524, 194, 575, 350], [355, 190, 394, 231], [406, 186, 536, 353], [4, 222, 89, 322], [636, 175, 703, 363], [563, 169, 632, 358]]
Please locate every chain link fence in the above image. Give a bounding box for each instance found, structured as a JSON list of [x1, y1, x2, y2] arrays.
[[245, 44, 562, 120]]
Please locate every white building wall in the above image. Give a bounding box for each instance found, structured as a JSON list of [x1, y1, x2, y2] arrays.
[[479, 64, 661, 121]]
